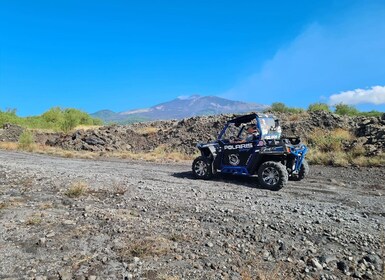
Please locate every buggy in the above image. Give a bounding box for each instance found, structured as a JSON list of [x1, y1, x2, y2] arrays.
[[192, 113, 309, 190]]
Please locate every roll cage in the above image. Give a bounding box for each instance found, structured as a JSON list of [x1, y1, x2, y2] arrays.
[[218, 113, 281, 142]]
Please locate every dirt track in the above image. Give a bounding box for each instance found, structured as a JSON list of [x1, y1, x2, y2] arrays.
[[0, 150, 384, 280]]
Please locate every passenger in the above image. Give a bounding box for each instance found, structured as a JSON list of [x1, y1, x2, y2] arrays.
[[245, 125, 259, 142], [231, 125, 259, 143]]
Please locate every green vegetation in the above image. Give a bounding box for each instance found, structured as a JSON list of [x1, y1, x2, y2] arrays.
[[267, 102, 305, 114], [18, 130, 35, 151], [307, 102, 331, 112], [334, 103, 360, 116], [268, 102, 383, 117], [305, 128, 385, 167], [0, 107, 103, 132], [332, 103, 382, 117]]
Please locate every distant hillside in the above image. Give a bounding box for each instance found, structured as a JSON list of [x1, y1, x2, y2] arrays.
[[92, 95, 268, 123]]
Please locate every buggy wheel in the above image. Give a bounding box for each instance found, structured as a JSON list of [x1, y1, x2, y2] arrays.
[[192, 156, 213, 180], [290, 159, 309, 181], [257, 161, 288, 191]]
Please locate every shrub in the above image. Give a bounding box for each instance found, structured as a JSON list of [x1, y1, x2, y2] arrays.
[[26, 215, 42, 225], [306, 128, 352, 153], [0, 109, 19, 126], [18, 130, 35, 151], [334, 103, 360, 116], [269, 102, 304, 114], [270, 102, 288, 113], [65, 181, 89, 198], [1, 107, 103, 131], [359, 110, 383, 117], [308, 102, 331, 112], [42, 107, 64, 124]]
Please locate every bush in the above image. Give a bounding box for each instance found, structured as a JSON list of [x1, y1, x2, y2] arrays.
[[65, 181, 89, 198], [0, 109, 19, 127], [359, 110, 383, 117], [42, 107, 64, 124], [1, 107, 103, 132], [269, 102, 305, 114], [18, 130, 35, 151], [308, 102, 331, 112], [306, 128, 352, 153], [305, 128, 385, 167], [334, 103, 360, 116], [60, 109, 80, 133], [270, 102, 288, 113]]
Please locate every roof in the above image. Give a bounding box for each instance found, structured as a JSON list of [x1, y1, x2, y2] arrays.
[[227, 113, 257, 126], [226, 113, 278, 126]]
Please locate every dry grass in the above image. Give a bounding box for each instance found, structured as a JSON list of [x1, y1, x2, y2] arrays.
[[34, 144, 96, 159], [307, 148, 385, 167], [305, 128, 385, 167], [306, 128, 353, 153], [0, 142, 18, 150], [26, 213, 43, 225], [240, 259, 295, 280], [18, 130, 36, 151], [286, 111, 309, 122], [118, 236, 171, 261], [112, 145, 198, 162], [39, 202, 54, 210], [0, 141, 96, 159], [0, 202, 8, 210], [0, 141, 194, 163], [74, 125, 102, 131], [65, 181, 89, 198], [157, 275, 180, 280]]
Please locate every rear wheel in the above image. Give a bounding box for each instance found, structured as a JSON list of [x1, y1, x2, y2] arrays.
[[257, 161, 288, 191], [290, 159, 309, 181], [192, 156, 213, 180]]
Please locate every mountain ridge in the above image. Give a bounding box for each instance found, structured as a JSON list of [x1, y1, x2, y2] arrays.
[[91, 95, 268, 123]]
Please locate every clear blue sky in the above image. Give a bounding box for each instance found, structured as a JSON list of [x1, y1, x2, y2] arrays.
[[1, 0, 385, 116]]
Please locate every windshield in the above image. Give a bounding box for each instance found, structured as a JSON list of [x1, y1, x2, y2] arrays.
[[220, 123, 244, 140], [259, 117, 281, 140]]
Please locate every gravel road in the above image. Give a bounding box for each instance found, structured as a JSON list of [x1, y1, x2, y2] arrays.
[[0, 150, 384, 280]]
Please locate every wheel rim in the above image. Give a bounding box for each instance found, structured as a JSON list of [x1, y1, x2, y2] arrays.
[[194, 160, 207, 176], [261, 167, 279, 186]]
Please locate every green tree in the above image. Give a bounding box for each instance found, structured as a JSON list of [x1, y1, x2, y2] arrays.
[[60, 109, 80, 132], [334, 103, 360, 116], [308, 102, 331, 112], [270, 102, 289, 113], [42, 107, 64, 124]]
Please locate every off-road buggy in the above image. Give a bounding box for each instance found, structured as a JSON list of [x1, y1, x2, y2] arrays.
[[192, 113, 309, 190]]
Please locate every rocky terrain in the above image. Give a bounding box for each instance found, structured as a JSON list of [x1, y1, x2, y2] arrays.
[[0, 150, 384, 279], [1, 112, 384, 158]]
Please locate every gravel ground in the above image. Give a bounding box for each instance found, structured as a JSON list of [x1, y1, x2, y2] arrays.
[[0, 150, 384, 280]]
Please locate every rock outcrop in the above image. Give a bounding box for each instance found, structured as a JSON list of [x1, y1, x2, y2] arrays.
[[1, 112, 384, 156], [0, 123, 24, 142], [45, 112, 385, 156]]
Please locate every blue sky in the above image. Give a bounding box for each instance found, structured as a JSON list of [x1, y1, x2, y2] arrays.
[[1, 0, 385, 116]]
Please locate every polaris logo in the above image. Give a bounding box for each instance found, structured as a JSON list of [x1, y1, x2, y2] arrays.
[[224, 143, 253, 150]]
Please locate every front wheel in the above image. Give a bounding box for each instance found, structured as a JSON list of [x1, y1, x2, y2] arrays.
[[192, 156, 213, 180], [290, 159, 309, 181], [257, 161, 288, 191]]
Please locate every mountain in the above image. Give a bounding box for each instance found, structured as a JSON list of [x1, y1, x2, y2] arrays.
[[91, 95, 268, 123]]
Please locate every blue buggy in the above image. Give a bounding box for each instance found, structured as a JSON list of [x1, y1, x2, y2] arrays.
[[192, 113, 309, 190]]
